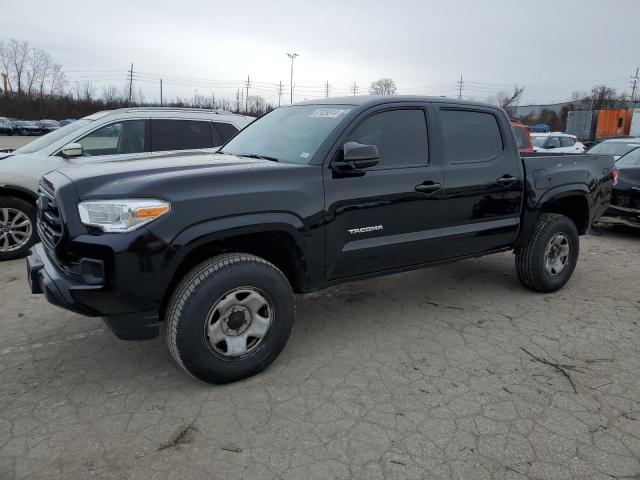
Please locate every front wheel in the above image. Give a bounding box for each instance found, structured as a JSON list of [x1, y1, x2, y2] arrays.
[[0, 197, 37, 261], [164, 253, 295, 384], [515, 213, 579, 293]]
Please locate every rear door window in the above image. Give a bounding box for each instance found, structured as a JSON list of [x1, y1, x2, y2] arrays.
[[440, 109, 503, 163], [214, 122, 239, 144], [151, 120, 214, 152], [561, 137, 575, 147], [547, 137, 561, 148]]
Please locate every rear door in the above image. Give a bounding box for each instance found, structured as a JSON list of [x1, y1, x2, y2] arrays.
[[323, 103, 446, 280], [435, 105, 524, 258]]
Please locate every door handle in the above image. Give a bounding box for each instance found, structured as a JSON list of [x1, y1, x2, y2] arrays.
[[497, 176, 517, 187], [415, 182, 441, 194]]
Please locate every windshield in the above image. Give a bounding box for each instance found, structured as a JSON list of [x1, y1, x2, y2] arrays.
[[14, 119, 92, 154], [513, 127, 530, 148], [588, 142, 640, 156], [616, 147, 640, 166], [221, 105, 353, 164], [532, 136, 547, 147]]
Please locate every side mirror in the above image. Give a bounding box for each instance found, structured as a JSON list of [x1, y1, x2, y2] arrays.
[[334, 141, 380, 172], [60, 142, 83, 158]]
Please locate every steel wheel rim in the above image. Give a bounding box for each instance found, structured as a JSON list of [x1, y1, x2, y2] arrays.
[[0, 208, 32, 252], [544, 233, 570, 276], [204, 287, 274, 358]]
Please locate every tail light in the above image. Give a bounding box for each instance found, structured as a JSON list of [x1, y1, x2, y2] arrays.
[[612, 167, 619, 186]]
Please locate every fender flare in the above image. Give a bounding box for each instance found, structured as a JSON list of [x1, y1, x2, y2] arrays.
[[166, 211, 319, 289]]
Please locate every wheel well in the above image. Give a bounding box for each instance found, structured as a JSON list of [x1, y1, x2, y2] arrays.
[[160, 231, 308, 320], [541, 195, 589, 234], [0, 187, 37, 207]]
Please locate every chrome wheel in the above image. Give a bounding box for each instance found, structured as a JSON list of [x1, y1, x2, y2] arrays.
[[544, 233, 570, 276], [205, 287, 273, 357], [0, 208, 33, 252]]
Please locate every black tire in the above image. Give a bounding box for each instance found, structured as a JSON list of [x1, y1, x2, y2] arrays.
[[164, 253, 295, 384], [515, 213, 579, 293], [0, 196, 37, 261]]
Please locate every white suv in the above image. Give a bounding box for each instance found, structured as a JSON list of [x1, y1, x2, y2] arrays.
[[0, 108, 253, 260], [531, 132, 586, 154]]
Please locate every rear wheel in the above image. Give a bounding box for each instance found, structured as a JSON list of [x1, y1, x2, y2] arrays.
[[164, 253, 295, 384], [0, 197, 37, 261], [515, 213, 579, 293]]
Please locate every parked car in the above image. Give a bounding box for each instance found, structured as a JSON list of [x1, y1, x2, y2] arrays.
[[598, 147, 640, 228], [530, 123, 550, 133], [11, 120, 41, 135], [587, 137, 640, 160], [0, 117, 13, 135], [512, 120, 534, 153], [36, 119, 60, 133], [0, 107, 253, 259], [58, 119, 76, 127], [531, 132, 586, 153], [26, 96, 615, 384]]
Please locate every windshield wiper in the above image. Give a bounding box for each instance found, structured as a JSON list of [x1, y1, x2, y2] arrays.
[[237, 153, 280, 162]]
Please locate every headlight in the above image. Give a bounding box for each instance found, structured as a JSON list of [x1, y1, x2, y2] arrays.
[[78, 199, 170, 233]]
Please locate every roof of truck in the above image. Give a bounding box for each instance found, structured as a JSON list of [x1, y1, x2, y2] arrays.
[[293, 95, 500, 110]]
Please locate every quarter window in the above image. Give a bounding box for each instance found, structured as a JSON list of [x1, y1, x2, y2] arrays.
[[77, 120, 146, 156], [214, 122, 240, 144], [547, 137, 561, 148], [441, 109, 503, 163], [561, 137, 575, 147], [347, 109, 429, 167]]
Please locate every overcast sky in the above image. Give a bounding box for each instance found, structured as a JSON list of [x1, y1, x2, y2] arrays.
[[2, 0, 639, 106]]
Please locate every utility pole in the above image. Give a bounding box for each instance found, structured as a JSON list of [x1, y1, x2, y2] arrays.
[[631, 67, 639, 102], [278, 81, 283, 107], [159, 79, 163, 106], [240, 88, 244, 114], [236, 89, 240, 113], [351, 81, 358, 96], [245, 75, 250, 114], [128, 63, 134, 104], [325, 81, 330, 98], [287, 52, 298, 103], [457, 74, 464, 100], [193, 88, 198, 107]]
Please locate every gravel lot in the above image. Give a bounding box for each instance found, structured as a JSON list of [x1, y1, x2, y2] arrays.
[[0, 227, 639, 479], [0, 135, 34, 151]]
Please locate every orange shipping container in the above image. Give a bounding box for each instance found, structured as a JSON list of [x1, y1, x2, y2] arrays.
[[596, 109, 633, 139]]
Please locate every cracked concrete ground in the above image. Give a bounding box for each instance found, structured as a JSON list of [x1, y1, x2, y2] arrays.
[[1, 227, 639, 480]]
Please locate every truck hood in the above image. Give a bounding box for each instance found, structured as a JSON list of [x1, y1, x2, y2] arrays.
[[56, 151, 293, 198]]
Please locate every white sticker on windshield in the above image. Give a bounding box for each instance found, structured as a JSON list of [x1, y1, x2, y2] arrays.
[[309, 108, 347, 118], [300, 152, 310, 158]]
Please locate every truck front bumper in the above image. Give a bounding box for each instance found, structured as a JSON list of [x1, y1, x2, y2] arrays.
[[27, 242, 162, 340]]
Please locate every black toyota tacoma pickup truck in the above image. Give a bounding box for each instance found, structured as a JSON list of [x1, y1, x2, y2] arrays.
[[27, 96, 615, 384]]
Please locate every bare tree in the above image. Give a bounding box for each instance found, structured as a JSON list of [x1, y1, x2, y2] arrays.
[[73, 80, 96, 101], [101, 84, 122, 103], [8, 39, 30, 94], [48, 62, 66, 95], [369, 78, 397, 96], [26, 47, 51, 97]]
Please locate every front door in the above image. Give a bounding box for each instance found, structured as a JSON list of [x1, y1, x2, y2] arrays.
[[323, 105, 445, 280]]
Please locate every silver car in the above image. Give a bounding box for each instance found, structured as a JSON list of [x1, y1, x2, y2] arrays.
[[0, 107, 253, 260]]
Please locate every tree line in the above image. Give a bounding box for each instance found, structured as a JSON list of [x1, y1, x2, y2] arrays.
[[0, 38, 277, 120]]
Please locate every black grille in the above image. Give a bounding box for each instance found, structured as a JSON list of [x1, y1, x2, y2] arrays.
[[37, 182, 63, 252]]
